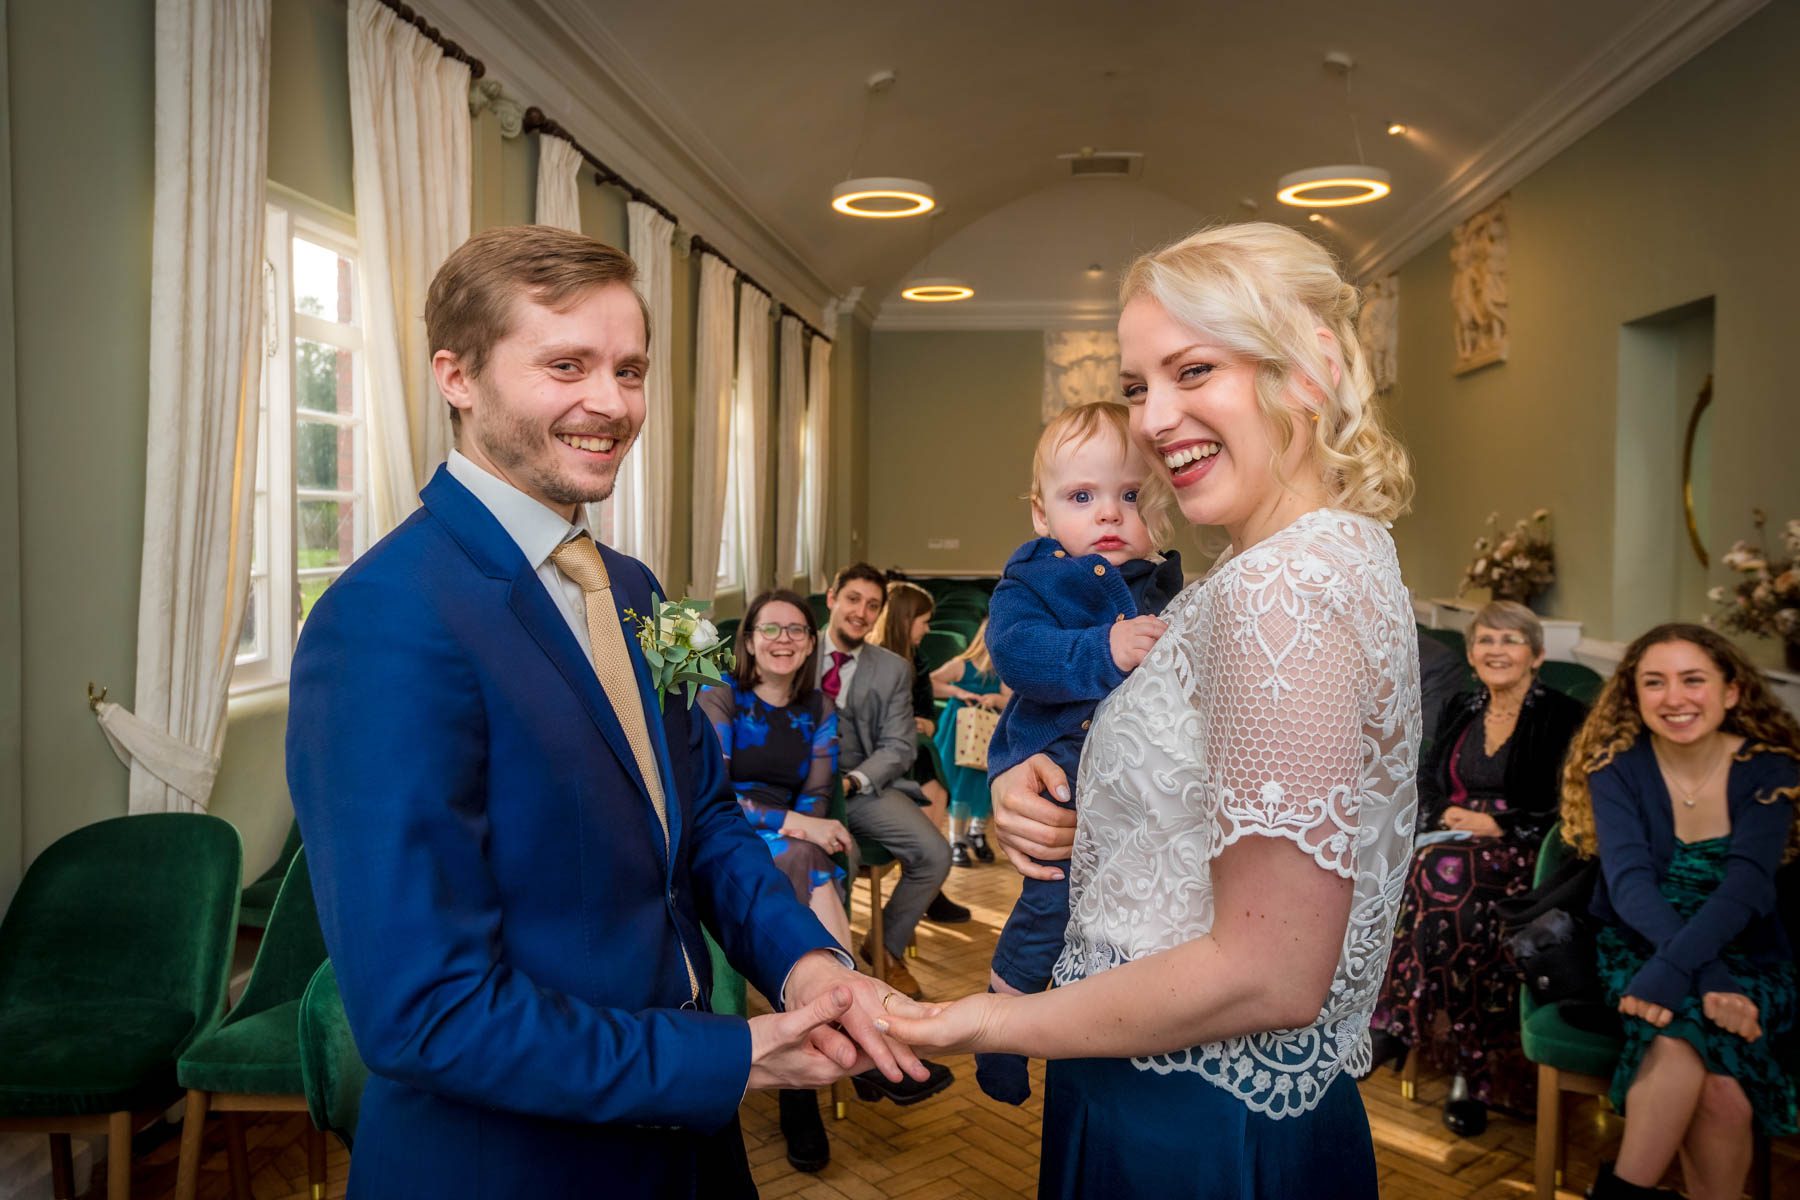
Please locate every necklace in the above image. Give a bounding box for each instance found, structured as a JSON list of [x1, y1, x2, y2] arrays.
[[1654, 736, 1728, 809]]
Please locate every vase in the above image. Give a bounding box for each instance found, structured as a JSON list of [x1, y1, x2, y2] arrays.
[[1786, 640, 1800, 675]]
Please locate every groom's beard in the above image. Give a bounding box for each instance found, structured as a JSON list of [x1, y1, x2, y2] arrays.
[[473, 380, 637, 507]]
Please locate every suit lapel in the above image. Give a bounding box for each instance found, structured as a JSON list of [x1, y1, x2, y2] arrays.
[[421, 467, 661, 833]]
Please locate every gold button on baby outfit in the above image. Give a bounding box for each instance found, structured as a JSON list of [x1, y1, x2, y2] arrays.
[[1081, 719, 1091, 730], [1094, 565, 1106, 576], [1053, 550, 1066, 558], [1114, 614, 1125, 623]]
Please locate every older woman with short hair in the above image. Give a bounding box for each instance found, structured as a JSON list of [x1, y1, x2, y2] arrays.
[[1368, 600, 1589, 1136]]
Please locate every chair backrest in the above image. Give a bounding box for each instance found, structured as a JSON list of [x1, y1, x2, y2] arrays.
[[1533, 820, 1576, 889], [230, 849, 329, 1023], [0, 813, 242, 1059], [703, 931, 746, 1017], [1539, 660, 1605, 706], [298, 959, 369, 1149], [918, 630, 968, 674]]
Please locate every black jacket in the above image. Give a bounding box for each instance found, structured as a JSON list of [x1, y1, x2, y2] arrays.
[[1420, 681, 1589, 847]]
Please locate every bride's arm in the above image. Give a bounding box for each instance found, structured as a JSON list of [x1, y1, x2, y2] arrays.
[[886, 836, 1351, 1057]]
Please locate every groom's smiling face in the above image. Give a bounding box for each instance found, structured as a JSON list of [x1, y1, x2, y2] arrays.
[[443, 282, 648, 519]]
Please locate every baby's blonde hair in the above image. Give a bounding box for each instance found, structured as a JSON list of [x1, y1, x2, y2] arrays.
[[1119, 223, 1413, 522], [1029, 401, 1174, 549]]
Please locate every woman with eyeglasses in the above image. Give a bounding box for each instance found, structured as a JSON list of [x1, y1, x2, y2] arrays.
[[1367, 599, 1589, 1136], [698, 589, 855, 1173]]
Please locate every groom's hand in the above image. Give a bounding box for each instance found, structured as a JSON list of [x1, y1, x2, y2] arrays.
[[784, 950, 931, 1084], [746, 987, 867, 1090]]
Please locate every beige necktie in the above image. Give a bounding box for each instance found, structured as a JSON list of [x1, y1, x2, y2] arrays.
[[549, 534, 698, 1000]]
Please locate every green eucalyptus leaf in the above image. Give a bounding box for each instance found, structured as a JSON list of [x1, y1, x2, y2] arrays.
[[644, 646, 664, 669]]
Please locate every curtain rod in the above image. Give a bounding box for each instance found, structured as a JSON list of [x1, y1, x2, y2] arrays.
[[379, 0, 485, 79], [519, 108, 832, 345]]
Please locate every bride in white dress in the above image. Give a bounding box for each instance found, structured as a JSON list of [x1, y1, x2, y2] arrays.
[[883, 223, 1420, 1198]]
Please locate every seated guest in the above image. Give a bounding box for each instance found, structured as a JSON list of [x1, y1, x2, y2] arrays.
[[1562, 623, 1799, 1200], [1369, 601, 1588, 1136], [817, 564, 967, 1000], [1418, 628, 1471, 745], [930, 620, 1011, 867], [867, 580, 951, 823], [699, 590, 854, 1173]]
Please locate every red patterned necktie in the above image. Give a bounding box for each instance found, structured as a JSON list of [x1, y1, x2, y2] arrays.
[[821, 650, 849, 701]]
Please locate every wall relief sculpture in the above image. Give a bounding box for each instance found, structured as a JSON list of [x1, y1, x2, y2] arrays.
[[1451, 195, 1509, 375], [1357, 273, 1399, 393], [1043, 330, 1121, 422]]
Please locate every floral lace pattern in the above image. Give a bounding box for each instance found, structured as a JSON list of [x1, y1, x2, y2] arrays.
[[1051, 509, 1421, 1119]]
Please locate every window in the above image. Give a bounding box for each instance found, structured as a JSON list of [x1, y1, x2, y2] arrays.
[[715, 400, 743, 592], [234, 195, 368, 690], [791, 410, 812, 582]]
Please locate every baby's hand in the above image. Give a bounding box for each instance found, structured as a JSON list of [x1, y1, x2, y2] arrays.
[[1109, 615, 1168, 673]]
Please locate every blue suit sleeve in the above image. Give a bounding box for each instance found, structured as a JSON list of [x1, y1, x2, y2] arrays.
[[287, 577, 754, 1132], [987, 578, 1124, 703]]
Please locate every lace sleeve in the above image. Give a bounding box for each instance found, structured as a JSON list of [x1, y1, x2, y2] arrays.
[[1202, 549, 1370, 878]]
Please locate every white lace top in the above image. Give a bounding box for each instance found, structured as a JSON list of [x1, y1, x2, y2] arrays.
[[1051, 508, 1421, 1118]]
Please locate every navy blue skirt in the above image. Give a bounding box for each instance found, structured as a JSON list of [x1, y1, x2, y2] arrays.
[[1040, 1057, 1376, 1199]]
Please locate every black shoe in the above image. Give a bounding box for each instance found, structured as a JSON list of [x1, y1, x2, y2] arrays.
[[1363, 1029, 1408, 1076], [951, 841, 974, 869], [1588, 1161, 1685, 1199], [778, 1089, 829, 1173], [968, 831, 996, 863], [1442, 1097, 1487, 1137], [852, 1059, 955, 1106], [924, 891, 970, 923]]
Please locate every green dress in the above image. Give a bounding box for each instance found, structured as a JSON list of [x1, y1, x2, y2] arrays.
[[933, 660, 1002, 821], [1597, 836, 1799, 1135]]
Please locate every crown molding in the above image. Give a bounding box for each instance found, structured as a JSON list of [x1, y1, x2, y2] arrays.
[[874, 299, 1119, 332], [1349, 0, 1769, 281], [415, 0, 837, 327]]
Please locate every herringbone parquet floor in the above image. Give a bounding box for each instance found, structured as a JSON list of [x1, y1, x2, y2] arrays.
[[102, 857, 1799, 1198]]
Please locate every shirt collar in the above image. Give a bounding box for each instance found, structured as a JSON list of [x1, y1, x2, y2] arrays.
[[447, 449, 590, 570]]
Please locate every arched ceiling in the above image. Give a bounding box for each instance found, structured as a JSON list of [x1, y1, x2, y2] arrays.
[[506, 0, 1763, 323]]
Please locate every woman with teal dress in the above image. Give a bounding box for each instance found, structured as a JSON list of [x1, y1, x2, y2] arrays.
[[1562, 623, 1800, 1200], [931, 619, 1010, 867]]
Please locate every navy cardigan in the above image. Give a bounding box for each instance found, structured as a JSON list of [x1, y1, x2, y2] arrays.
[[1589, 736, 1800, 1009], [985, 537, 1184, 784]]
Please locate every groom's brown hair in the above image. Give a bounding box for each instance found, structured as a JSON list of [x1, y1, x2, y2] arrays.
[[426, 225, 650, 429]]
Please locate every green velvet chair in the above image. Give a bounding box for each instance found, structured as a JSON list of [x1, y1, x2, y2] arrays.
[[237, 819, 301, 931], [1539, 659, 1605, 706], [297, 959, 367, 1154], [917, 630, 967, 674], [929, 615, 981, 643], [174, 849, 329, 1200], [0, 812, 242, 1200], [1520, 823, 1623, 1199]]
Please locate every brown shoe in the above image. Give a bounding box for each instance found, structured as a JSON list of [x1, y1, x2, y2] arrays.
[[860, 936, 925, 1000]]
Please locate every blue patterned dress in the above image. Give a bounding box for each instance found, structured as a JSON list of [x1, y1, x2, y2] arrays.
[[698, 683, 844, 902]]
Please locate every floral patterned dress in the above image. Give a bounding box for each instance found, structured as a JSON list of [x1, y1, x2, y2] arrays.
[[697, 683, 843, 902]]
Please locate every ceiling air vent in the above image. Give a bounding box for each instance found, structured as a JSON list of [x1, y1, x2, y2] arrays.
[[1058, 149, 1143, 179]]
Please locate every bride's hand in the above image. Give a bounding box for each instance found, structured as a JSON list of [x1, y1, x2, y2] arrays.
[[878, 992, 1005, 1057], [991, 754, 1076, 880]]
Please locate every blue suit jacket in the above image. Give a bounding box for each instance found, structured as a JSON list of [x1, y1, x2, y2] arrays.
[[287, 466, 835, 1198]]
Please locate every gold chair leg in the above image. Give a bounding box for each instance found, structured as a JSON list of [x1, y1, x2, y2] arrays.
[[867, 872, 890, 980], [174, 1089, 210, 1200], [49, 1133, 74, 1200], [225, 1112, 252, 1200], [108, 1110, 132, 1200], [1399, 1050, 1419, 1102], [831, 1077, 848, 1120], [905, 936, 918, 960], [307, 1125, 328, 1199], [1534, 1063, 1560, 1200]]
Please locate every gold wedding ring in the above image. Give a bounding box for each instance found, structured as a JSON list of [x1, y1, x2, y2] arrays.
[[880, 992, 896, 1012]]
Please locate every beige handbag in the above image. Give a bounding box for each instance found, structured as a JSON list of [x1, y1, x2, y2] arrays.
[[953, 703, 999, 771]]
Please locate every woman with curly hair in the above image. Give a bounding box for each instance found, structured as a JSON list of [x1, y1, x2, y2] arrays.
[[1562, 623, 1800, 1199]]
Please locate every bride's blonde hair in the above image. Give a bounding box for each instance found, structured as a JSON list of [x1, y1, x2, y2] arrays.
[[1119, 223, 1413, 522]]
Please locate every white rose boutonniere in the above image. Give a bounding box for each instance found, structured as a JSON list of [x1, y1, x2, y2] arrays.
[[622, 596, 735, 706]]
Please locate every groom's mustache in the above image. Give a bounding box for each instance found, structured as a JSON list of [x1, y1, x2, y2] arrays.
[[551, 422, 633, 440]]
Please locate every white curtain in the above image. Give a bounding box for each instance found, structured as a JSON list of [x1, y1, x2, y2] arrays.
[[535, 134, 582, 233], [100, 0, 271, 814], [803, 333, 833, 593], [614, 202, 676, 581], [348, 0, 472, 535], [773, 315, 805, 588], [733, 286, 773, 597], [687, 254, 737, 601]]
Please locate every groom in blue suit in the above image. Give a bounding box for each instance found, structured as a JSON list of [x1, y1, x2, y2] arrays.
[[287, 226, 926, 1197]]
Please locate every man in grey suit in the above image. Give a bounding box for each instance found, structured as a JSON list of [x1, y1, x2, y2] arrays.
[[816, 564, 962, 1004]]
